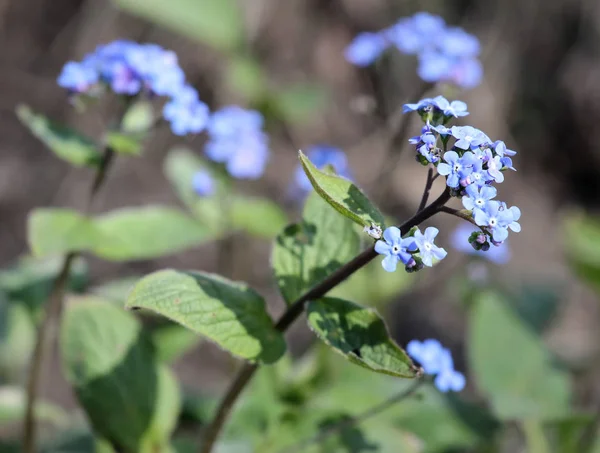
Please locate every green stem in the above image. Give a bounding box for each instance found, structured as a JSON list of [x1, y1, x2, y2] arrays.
[[22, 145, 116, 453], [280, 379, 424, 453], [522, 419, 551, 453], [199, 188, 452, 453]]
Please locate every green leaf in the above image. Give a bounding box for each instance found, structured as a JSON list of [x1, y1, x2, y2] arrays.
[[0, 303, 36, 382], [0, 255, 87, 310], [565, 213, 600, 294], [468, 291, 571, 420], [273, 84, 328, 124], [152, 324, 201, 364], [60, 297, 180, 453], [272, 192, 360, 304], [16, 104, 101, 167], [113, 0, 243, 52], [105, 101, 155, 156], [28, 206, 210, 261], [125, 270, 286, 364], [298, 151, 384, 228], [230, 197, 288, 239], [306, 297, 420, 378]]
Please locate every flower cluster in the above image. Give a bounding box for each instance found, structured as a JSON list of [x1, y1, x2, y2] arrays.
[[204, 106, 269, 180], [345, 12, 482, 89], [405, 96, 521, 249], [292, 145, 352, 197], [375, 226, 447, 272], [407, 339, 465, 392], [57, 40, 209, 136]]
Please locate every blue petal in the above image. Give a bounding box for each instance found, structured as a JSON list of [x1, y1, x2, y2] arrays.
[[381, 254, 398, 272], [437, 163, 451, 176], [374, 240, 391, 255], [383, 226, 401, 244]]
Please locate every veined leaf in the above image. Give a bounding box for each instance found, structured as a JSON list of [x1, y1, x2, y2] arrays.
[[307, 297, 420, 378], [125, 269, 286, 364], [272, 192, 360, 305], [298, 150, 384, 228]]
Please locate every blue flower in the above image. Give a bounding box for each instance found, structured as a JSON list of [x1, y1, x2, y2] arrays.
[[440, 27, 480, 57], [466, 159, 488, 187], [431, 124, 451, 136], [418, 51, 454, 83], [451, 126, 487, 150], [407, 339, 465, 392], [462, 184, 497, 211], [483, 150, 505, 183], [450, 223, 510, 264], [500, 203, 522, 232], [473, 200, 514, 242], [413, 227, 447, 266], [432, 96, 469, 117], [294, 145, 352, 193], [403, 97, 435, 113], [375, 227, 417, 272], [57, 61, 98, 93], [417, 133, 438, 163], [344, 32, 388, 67], [448, 57, 483, 89], [192, 170, 214, 197], [205, 106, 270, 179], [163, 88, 210, 136], [437, 151, 476, 188]]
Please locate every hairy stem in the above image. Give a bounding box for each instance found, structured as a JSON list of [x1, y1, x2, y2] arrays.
[[22, 146, 115, 453], [438, 205, 478, 226], [281, 379, 424, 453], [199, 188, 452, 453]]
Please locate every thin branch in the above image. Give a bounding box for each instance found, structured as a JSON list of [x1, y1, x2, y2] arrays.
[[417, 167, 434, 213], [22, 144, 117, 453], [198, 188, 452, 453], [280, 379, 425, 453], [438, 205, 478, 226]]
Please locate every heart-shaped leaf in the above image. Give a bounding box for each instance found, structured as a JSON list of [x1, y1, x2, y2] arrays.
[[307, 297, 420, 378], [298, 151, 384, 228], [125, 270, 286, 364], [272, 192, 360, 305]]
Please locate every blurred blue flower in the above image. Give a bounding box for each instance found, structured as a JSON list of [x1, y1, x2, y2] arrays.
[[192, 170, 215, 197], [57, 61, 98, 93], [450, 223, 510, 264], [205, 106, 269, 180], [294, 145, 352, 194], [375, 226, 418, 272], [344, 32, 389, 67], [57, 40, 209, 136], [407, 339, 465, 392], [413, 227, 447, 266]]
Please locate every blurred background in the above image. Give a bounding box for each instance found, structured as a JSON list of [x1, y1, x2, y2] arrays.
[[2, 0, 600, 452]]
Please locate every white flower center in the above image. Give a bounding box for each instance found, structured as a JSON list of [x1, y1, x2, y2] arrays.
[[489, 218, 497, 227], [465, 135, 473, 141], [424, 242, 432, 251], [453, 164, 460, 172], [476, 198, 484, 206], [392, 245, 400, 254]]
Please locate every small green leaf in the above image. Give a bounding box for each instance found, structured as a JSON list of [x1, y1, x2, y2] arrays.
[[469, 291, 571, 420], [230, 196, 288, 239], [61, 297, 180, 453], [272, 193, 360, 305], [565, 213, 600, 294], [16, 104, 101, 167], [298, 150, 384, 228], [152, 324, 201, 364], [93, 206, 210, 260], [28, 207, 211, 261], [0, 255, 87, 311], [113, 0, 244, 52], [106, 101, 155, 156], [125, 270, 286, 364], [306, 297, 420, 378]]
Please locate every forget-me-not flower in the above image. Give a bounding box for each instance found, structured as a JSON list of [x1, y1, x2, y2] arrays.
[[407, 339, 465, 392], [437, 151, 476, 188], [413, 227, 447, 266], [375, 227, 418, 272], [344, 32, 388, 67], [462, 184, 497, 211], [451, 126, 487, 150], [473, 200, 514, 242]]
